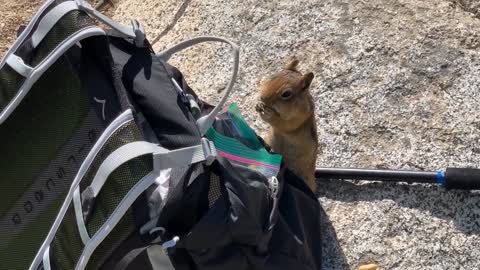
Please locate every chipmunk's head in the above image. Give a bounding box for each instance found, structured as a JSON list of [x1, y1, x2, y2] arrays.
[[256, 58, 315, 132]]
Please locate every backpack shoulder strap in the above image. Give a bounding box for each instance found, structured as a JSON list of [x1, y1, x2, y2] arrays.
[[33, 137, 217, 270], [0, 0, 146, 125]]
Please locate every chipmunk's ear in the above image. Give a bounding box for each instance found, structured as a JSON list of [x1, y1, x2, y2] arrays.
[[284, 57, 300, 71], [302, 72, 314, 90]]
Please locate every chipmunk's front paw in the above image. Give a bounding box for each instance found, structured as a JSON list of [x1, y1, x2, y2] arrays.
[[255, 103, 276, 121]]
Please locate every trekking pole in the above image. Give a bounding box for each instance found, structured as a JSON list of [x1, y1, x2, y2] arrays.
[[315, 167, 480, 190]]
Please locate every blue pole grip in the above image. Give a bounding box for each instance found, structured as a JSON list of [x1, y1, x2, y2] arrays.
[[436, 170, 445, 185]]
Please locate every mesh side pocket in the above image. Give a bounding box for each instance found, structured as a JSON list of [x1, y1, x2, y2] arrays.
[[1, 8, 94, 115], [86, 154, 152, 235], [86, 210, 135, 270], [0, 54, 98, 270], [47, 120, 152, 269], [77, 119, 150, 236], [50, 204, 86, 270], [30, 10, 94, 66], [208, 173, 222, 208], [79, 121, 145, 190], [82, 121, 152, 268]]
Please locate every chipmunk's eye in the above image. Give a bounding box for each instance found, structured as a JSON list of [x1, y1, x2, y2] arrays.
[[281, 90, 293, 100]]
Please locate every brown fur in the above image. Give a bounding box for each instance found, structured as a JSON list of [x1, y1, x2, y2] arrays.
[[255, 57, 318, 191]]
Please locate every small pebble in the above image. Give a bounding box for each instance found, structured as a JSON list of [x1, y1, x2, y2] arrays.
[[357, 264, 379, 270]]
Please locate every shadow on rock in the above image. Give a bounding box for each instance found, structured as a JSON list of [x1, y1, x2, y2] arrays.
[[317, 179, 480, 235], [318, 203, 350, 269]]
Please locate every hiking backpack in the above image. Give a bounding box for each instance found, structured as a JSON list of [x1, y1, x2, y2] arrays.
[[0, 0, 323, 269]]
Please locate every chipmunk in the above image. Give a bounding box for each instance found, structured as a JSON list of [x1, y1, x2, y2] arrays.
[[255, 58, 318, 192]]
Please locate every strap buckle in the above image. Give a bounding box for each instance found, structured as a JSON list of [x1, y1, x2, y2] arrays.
[[201, 138, 217, 166], [131, 19, 145, 47], [162, 236, 180, 252], [75, 0, 95, 12], [148, 227, 179, 254], [6, 54, 33, 77], [76, 0, 146, 47]]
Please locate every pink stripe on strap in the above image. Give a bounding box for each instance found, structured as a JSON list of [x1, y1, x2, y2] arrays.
[[218, 150, 280, 170]]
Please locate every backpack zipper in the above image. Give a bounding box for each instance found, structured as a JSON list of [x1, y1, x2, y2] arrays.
[[171, 78, 201, 119], [267, 176, 279, 229], [268, 176, 279, 199], [171, 78, 189, 105]]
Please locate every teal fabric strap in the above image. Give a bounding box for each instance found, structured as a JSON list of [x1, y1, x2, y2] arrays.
[[205, 127, 282, 167]]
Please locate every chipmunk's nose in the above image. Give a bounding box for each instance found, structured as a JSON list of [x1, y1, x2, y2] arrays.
[[256, 94, 267, 109]]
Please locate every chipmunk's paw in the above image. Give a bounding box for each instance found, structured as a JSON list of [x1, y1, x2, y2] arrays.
[[255, 103, 276, 121]]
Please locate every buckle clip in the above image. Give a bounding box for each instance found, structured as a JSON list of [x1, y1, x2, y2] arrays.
[[148, 227, 179, 254], [76, 0, 146, 47], [162, 236, 179, 250], [201, 138, 216, 166], [161, 236, 180, 255], [75, 0, 94, 12], [187, 94, 201, 119], [131, 19, 146, 47]]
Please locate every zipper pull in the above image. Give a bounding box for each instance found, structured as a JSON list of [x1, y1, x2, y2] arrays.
[[268, 176, 279, 199], [171, 78, 201, 119], [171, 78, 189, 104]]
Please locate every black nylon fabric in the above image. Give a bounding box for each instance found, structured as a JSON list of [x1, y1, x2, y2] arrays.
[[108, 38, 201, 149], [110, 156, 323, 270], [94, 37, 211, 269], [94, 37, 323, 270], [163, 157, 322, 270]]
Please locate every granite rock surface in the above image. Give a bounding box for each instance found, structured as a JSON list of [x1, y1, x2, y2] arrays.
[[108, 0, 480, 268]]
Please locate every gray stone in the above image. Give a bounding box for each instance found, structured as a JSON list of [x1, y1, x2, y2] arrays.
[[110, 0, 480, 268]]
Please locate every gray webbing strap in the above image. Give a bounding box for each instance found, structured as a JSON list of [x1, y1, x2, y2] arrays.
[[1, 27, 106, 127], [42, 246, 51, 270], [5, 54, 33, 77], [113, 244, 176, 270], [72, 141, 162, 245], [30, 0, 144, 49], [28, 110, 134, 270], [75, 0, 145, 45], [89, 139, 215, 198], [0, 0, 144, 125], [31, 1, 79, 48], [147, 245, 176, 270], [76, 172, 158, 270], [74, 139, 216, 270], [73, 187, 91, 244], [90, 142, 159, 197], [0, 0, 55, 69], [157, 36, 240, 135]]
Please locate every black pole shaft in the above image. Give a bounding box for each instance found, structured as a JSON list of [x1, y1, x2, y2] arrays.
[[315, 167, 438, 183]]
